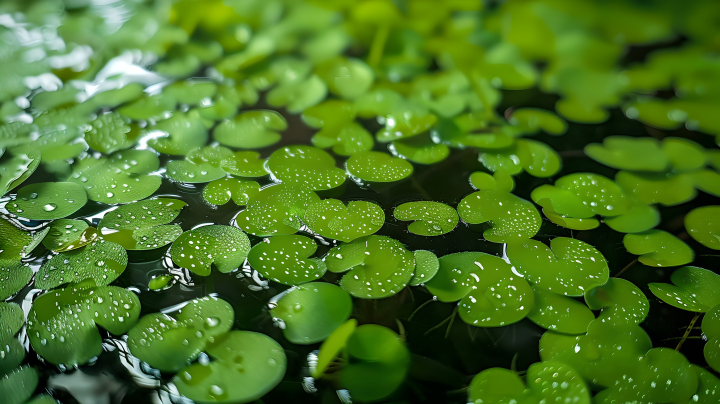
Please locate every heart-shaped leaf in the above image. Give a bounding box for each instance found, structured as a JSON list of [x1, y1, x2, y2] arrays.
[[515, 139, 562, 177], [27, 282, 140, 365], [117, 93, 176, 121], [0, 151, 40, 197], [235, 183, 320, 236], [616, 170, 696, 206], [648, 266, 720, 312], [7, 182, 87, 220], [316, 122, 375, 156], [173, 331, 286, 404], [526, 287, 594, 334], [458, 189, 541, 243], [0, 302, 25, 375], [170, 225, 251, 276], [376, 110, 437, 143], [389, 135, 450, 165], [202, 178, 260, 206], [98, 198, 186, 250], [42, 219, 97, 252], [128, 297, 234, 372], [69, 150, 162, 204], [248, 234, 326, 285], [623, 229, 694, 267], [84, 112, 139, 154], [146, 110, 210, 156], [213, 110, 287, 149], [303, 199, 384, 242], [266, 74, 327, 113], [346, 151, 414, 183], [585, 136, 669, 171], [508, 108, 568, 136], [316, 57, 374, 99], [409, 250, 439, 286], [424, 252, 489, 302], [163, 80, 217, 106], [468, 368, 525, 404], [267, 145, 346, 190], [0, 260, 32, 301], [326, 235, 415, 299], [555, 173, 630, 217], [603, 201, 660, 233], [393, 201, 458, 236], [36, 239, 128, 289], [219, 151, 268, 178], [469, 171, 515, 192], [685, 205, 720, 250], [166, 146, 232, 184], [270, 282, 352, 344], [506, 237, 609, 296], [689, 366, 720, 402], [585, 278, 649, 326]]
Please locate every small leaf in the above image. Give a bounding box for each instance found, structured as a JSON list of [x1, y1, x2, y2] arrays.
[[267, 145, 346, 191], [220, 151, 268, 178], [84, 112, 139, 154], [303, 199, 384, 242], [468, 368, 525, 404], [376, 110, 437, 143], [213, 110, 287, 149], [616, 170, 696, 206], [393, 201, 458, 236], [316, 57, 374, 99], [170, 225, 250, 276], [389, 134, 450, 165], [585, 136, 669, 171], [346, 151, 413, 183], [42, 219, 97, 252], [556, 173, 630, 217], [0, 302, 25, 375], [585, 278, 649, 326], [526, 287, 594, 334], [248, 235, 326, 285], [202, 178, 260, 206], [409, 250, 440, 286], [0, 219, 31, 260], [98, 198, 186, 250], [648, 266, 720, 312], [266, 74, 327, 113], [458, 189, 541, 243], [623, 229, 694, 267], [7, 182, 87, 220], [146, 110, 210, 156], [509, 108, 568, 135], [685, 205, 720, 250], [235, 183, 320, 237], [166, 146, 233, 184], [0, 366, 38, 404], [36, 239, 128, 289], [469, 171, 515, 192], [0, 150, 40, 197], [523, 361, 590, 404]]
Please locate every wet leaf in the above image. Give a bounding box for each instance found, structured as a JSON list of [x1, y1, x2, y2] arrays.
[[346, 151, 414, 183], [623, 229, 694, 267], [585, 278, 649, 326], [303, 199, 384, 242], [213, 110, 287, 149], [526, 287, 594, 334], [458, 189, 541, 243], [267, 146, 346, 191], [248, 234, 325, 285], [170, 225, 251, 276], [166, 146, 233, 184], [202, 178, 260, 206], [7, 182, 87, 220], [98, 198, 186, 250], [468, 368, 524, 404], [147, 110, 210, 156], [36, 239, 128, 289], [0, 302, 25, 375], [42, 219, 97, 252], [84, 112, 138, 154], [409, 250, 439, 286], [0, 151, 41, 197], [0, 366, 38, 404], [685, 205, 720, 250], [585, 136, 669, 171], [509, 108, 568, 136], [220, 151, 268, 178], [469, 171, 515, 192], [393, 201, 458, 236], [648, 266, 720, 312], [0, 219, 32, 260], [235, 183, 319, 237]]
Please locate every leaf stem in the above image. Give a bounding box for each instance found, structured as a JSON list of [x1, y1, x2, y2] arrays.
[[614, 258, 638, 278], [408, 299, 434, 322], [675, 313, 701, 351], [368, 24, 390, 68]]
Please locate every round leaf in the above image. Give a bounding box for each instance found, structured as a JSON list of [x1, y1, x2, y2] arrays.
[[36, 240, 128, 289], [623, 229, 694, 267], [248, 234, 326, 285], [213, 110, 286, 149], [303, 199, 384, 242], [7, 182, 87, 220], [393, 201, 458, 236], [346, 151, 414, 183], [98, 198, 186, 250], [458, 189, 541, 243], [170, 225, 251, 276]]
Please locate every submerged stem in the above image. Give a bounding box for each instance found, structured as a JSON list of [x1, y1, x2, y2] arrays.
[[408, 299, 435, 322], [676, 313, 701, 351]]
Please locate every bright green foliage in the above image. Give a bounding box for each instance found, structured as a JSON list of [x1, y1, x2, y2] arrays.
[[346, 151, 414, 183], [702, 305, 720, 372], [213, 110, 287, 149], [0, 303, 25, 375], [267, 74, 327, 114], [0, 260, 32, 301], [303, 101, 374, 156], [468, 368, 525, 404], [685, 205, 720, 250], [98, 198, 186, 250], [585, 278, 649, 326], [325, 235, 414, 299], [389, 135, 450, 165], [623, 230, 694, 267], [84, 112, 139, 154], [270, 282, 352, 344], [585, 136, 670, 171], [235, 183, 320, 236], [393, 201, 458, 236], [0, 151, 40, 197], [42, 219, 97, 252], [376, 110, 437, 143], [554, 173, 629, 217], [166, 146, 232, 184], [469, 171, 515, 192], [147, 110, 211, 156], [220, 151, 268, 178], [458, 189, 541, 243], [506, 237, 609, 296], [509, 108, 568, 136], [248, 235, 326, 285], [267, 145, 345, 190], [174, 331, 287, 404], [0, 219, 31, 260], [303, 199, 384, 242], [27, 282, 140, 365], [36, 240, 127, 289], [649, 266, 720, 312], [0, 366, 38, 404], [202, 178, 260, 206], [118, 93, 176, 121], [7, 182, 87, 220], [170, 225, 250, 276], [317, 57, 374, 99], [128, 297, 235, 372], [163, 80, 217, 105], [527, 288, 594, 334]]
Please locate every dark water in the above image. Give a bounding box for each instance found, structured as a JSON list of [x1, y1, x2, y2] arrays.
[[5, 81, 719, 404]]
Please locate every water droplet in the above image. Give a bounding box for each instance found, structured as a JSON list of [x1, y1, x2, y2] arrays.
[[43, 203, 57, 212]]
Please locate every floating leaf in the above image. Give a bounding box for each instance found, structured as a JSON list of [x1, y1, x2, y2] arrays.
[[170, 225, 250, 276], [235, 183, 319, 237], [555, 173, 630, 217], [202, 178, 260, 206], [522, 361, 591, 404], [702, 305, 720, 372], [42, 219, 97, 252], [128, 297, 234, 372], [346, 151, 413, 183], [0, 151, 40, 197], [509, 108, 568, 136], [36, 239, 128, 289], [69, 150, 162, 204], [515, 139, 562, 177], [603, 201, 660, 233], [527, 287, 594, 334], [267, 146, 345, 191], [685, 205, 720, 250], [662, 137, 707, 172], [615, 170, 696, 206], [317, 57, 374, 99], [314, 122, 374, 156], [220, 151, 268, 178], [409, 250, 439, 286], [469, 171, 515, 192], [689, 366, 720, 403], [585, 278, 649, 326], [98, 198, 186, 250], [213, 110, 287, 149], [84, 112, 138, 154], [146, 110, 210, 156], [314, 319, 357, 378], [458, 189, 541, 243], [0, 219, 31, 260], [506, 237, 609, 296], [163, 80, 217, 106], [585, 136, 669, 171], [393, 201, 458, 236], [248, 235, 325, 285], [266, 74, 327, 114], [0, 302, 25, 375], [468, 368, 525, 404], [270, 282, 352, 344], [0, 260, 32, 301], [376, 110, 437, 143], [166, 146, 232, 184], [27, 282, 140, 365], [425, 252, 495, 302], [303, 199, 384, 242], [648, 266, 720, 312], [117, 93, 176, 121], [326, 235, 414, 299], [7, 182, 87, 220], [389, 135, 450, 165], [174, 331, 287, 404], [623, 229, 694, 267], [0, 366, 38, 404]]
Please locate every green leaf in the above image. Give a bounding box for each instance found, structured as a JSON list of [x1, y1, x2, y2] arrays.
[[526, 287, 594, 334], [648, 266, 720, 312], [516, 139, 562, 177], [409, 250, 440, 286], [174, 331, 287, 404], [36, 239, 128, 289], [393, 201, 458, 236], [7, 182, 87, 220], [202, 178, 260, 206], [166, 146, 233, 184], [376, 110, 437, 143], [267, 145, 346, 191], [266, 74, 327, 114], [213, 110, 287, 149], [685, 205, 720, 250], [317, 57, 374, 99], [458, 189, 541, 243], [128, 297, 234, 372], [314, 319, 357, 378], [623, 229, 694, 267], [270, 282, 352, 344], [346, 151, 414, 183], [662, 137, 707, 172], [248, 235, 326, 285], [469, 171, 515, 192], [0, 150, 41, 197], [117, 93, 176, 121], [506, 237, 609, 296], [509, 108, 568, 136], [0, 366, 38, 404], [170, 225, 251, 276], [0, 219, 31, 260], [146, 110, 210, 156], [615, 170, 696, 206], [389, 134, 450, 165], [235, 183, 320, 237], [303, 199, 384, 242], [162, 80, 218, 106], [585, 136, 669, 171], [555, 173, 630, 217], [468, 368, 525, 404], [688, 366, 720, 403], [27, 283, 140, 365], [603, 201, 660, 234], [84, 112, 139, 154], [0, 302, 25, 376], [69, 150, 162, 204], [584, 278, 649, 326], [98, 198, 186, 250], [220, 151, 269, 178], [42, 219, 98, 252], [523, 361, 590, 404], [327, 235, 415, 299]]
